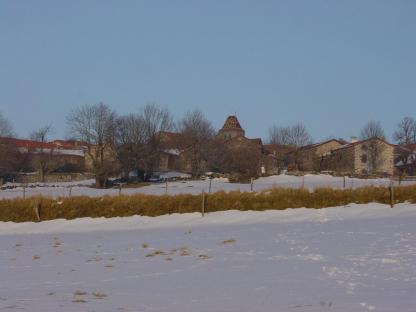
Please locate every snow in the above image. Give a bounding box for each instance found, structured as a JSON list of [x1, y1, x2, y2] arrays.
[[1, 174, 415, 199], [1, 203, 416, 311], [162, 149, 181, 156]]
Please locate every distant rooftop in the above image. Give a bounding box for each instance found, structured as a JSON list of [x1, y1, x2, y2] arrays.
[[220, 115, 243, 130]]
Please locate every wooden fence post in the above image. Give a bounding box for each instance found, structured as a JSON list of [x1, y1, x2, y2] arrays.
[[201, 190, 206, 217], [23, 184, 26, 199], [209, 178, 212, 194], [389, 181, 395, 208], [250, 178, 254, 192], [69, 186, 72, 198], [165, 180, 168, 195], [302, 175, 305, 189], [34, 201, 41, 222], [343, 176, 346, 189], [119, 183, 122, 196]]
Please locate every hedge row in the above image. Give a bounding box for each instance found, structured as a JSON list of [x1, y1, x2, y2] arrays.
[[0, 185, 415, 223]]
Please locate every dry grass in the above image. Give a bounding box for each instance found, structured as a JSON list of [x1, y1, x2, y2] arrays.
[[145, 250, 165, 257], [221, 239, 236, 245], [0, 185, 415, 222], [92, 292, 108, 299], [198, 254, 212, 260]]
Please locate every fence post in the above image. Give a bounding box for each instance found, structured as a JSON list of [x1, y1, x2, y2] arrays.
[[119, 183, 122, 196], [389, 181, 395, 208], [302, 175, 305, 189], [250, 178, 254, 192], [343, 176, 346, 189], [209, 178, 212, 194], [69, 186, 72, 198], [165, 180, 168, 195], [34, 201, 41, 222], [23, 184, 26, 199], [201, 190, 205, 217]]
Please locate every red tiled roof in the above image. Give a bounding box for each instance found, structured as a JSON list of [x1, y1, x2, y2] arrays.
[[300, 139, 347, 151], [221, 115, 243, 130], [263, 144, 296, 155], [158, 131, 182, 140], [52, 140, 88, 149], [405, 143, 416, 151], [0, 137, 56, 149], [333, 137, 396, 151]]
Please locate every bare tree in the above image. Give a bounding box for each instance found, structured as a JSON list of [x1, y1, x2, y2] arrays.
[[178, 110, 215, 177], [114, 103, 174, 181], [363, 139, 386, 174], [360, 121, 386, 140], [393, 117, 416, 145], [0, 112, 14, 137], [115, 113, 146, 180], [269, 126, 290, 145], [223, 144, 262, 181], [30, 124, 53, 143], [67, 102, 118, 188], [140, 104, 175, 176], [29, 124, 53, 182], [268, 123, 312, 147]]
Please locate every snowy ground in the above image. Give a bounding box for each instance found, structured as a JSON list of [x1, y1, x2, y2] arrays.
[[1, 203, 416, 311], [1, 174, 415, 199]]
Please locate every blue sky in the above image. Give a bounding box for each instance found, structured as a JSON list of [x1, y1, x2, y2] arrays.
[[0, 0, 415, 142]]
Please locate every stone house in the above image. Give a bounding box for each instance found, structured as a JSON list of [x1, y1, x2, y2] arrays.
[[288, 139, 347, 172], [0, 137, 86, 173], [395, 144, 416, 176], [263, 144, 296, 174], [321, 137, 395, 176]]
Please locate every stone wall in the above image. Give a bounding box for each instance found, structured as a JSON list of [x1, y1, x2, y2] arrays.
[[321, 146, 355, 174], [353, 141, 394, 175], [321, 139, 394, 176], [298, 140, 345, 172]]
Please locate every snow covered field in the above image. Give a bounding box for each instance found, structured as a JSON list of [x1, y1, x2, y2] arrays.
[[1, 174, 415, 199], [1, 203, 416, 311]]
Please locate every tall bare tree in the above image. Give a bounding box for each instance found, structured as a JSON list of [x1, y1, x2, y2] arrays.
[[393, 117, 416, 145], [67, 102, 118, 187], [30, 124, 53, 182], [360, 121, 386, 140], [0, 112, 14, 137], [140, 104, 175, 175], [178, 110, 215, 177], [115, 113, 146, 180], [268, 123, 312, 147], [114, 103, 174, 181]]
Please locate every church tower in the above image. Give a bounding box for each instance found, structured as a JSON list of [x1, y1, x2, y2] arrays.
[[218, 115, 246, 140]]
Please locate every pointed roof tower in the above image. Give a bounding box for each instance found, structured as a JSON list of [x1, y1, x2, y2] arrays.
[[218, 115, 245, 139]]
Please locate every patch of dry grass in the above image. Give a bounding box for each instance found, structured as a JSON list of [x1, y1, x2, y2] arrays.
[[0, 185, 415, 222], [221, 239, 236, 245]]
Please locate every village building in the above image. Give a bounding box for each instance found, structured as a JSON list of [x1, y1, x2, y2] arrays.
[[0, 137, 87, 182], [157, 131, 183, 172], [263, 144, 296, 174], [395, 144, 416, 176], [287, 139, 347, 172], [321, 137, 395, 176], [216, 115, 263, 152], [155, 115, 283, 177]]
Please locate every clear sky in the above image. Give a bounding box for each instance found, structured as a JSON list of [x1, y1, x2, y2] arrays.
[[0, 0, 415, 142]]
